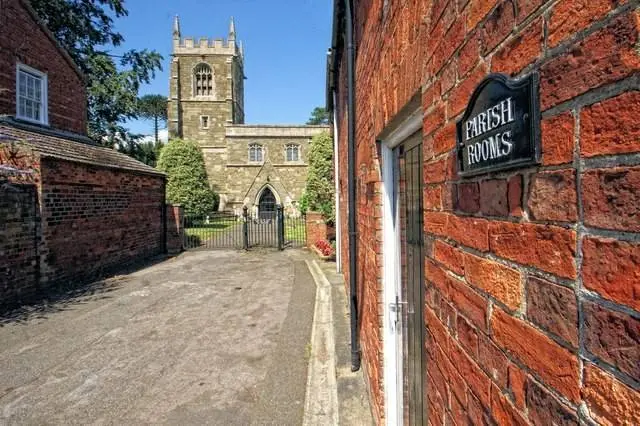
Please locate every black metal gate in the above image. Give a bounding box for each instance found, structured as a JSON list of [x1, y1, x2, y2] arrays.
[[183, 211, 244, 249], [183, 205, 306, 250]]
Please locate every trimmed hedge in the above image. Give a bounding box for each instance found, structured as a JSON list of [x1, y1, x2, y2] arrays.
[[157, 138, 218, 215]]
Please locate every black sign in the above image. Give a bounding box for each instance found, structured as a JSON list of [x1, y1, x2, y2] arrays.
[[456, 73, 540, 177]]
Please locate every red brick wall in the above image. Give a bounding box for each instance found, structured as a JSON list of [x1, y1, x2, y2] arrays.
[[306, 211, 328, 249], [166, 204, 184, 254], [0, 142, 40, 308], [38, 158, 165, 285], [0, 183, 38, 308], [335, 1, 640, 424], [0, 0, 87, 134]]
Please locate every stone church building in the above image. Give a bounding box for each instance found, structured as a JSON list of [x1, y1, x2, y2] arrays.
[[168, 17, 328, 216]]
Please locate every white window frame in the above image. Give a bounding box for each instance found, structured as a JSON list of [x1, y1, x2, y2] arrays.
[[285, 144, 300, 162], [16, 63, 48, 125], [248, 144, 264, 163], [200, 115, 210, 129]]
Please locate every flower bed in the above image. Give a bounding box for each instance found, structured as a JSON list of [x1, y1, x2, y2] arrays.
[[313, 239, 335, 261]]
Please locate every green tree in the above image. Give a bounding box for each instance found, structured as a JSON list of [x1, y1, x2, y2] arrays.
[[137, 94, 168, 145], [306, 107, 330, 125], [116, 133, 159, 167], [304, 132, 334, 224], [157, 139, 218, 215], [30, 0, 162, 143]]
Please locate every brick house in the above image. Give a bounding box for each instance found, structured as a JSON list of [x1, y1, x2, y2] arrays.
[[0, 0, 166, 308], [328, 1, 640, 425]]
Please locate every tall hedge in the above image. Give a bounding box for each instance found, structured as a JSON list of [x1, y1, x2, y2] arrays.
[[157, 138, 218, 215], [304, 131, 334, 224]]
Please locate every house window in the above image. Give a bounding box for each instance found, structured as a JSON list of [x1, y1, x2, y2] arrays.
[[16, 64, 47, 124], [194, 63, 213, 96], [200, 115, 209, 129], [285, 144, 300, 162], [248, 144, 263, 162]]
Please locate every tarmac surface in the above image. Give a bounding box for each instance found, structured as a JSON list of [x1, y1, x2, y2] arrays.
[[0, 249, 316, 425]]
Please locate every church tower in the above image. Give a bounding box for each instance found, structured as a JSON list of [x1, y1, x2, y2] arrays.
[[167, 16, 245, 191]]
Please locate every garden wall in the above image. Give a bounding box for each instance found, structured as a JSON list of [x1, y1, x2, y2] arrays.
[[0, 183, 38, 309], [38, 157, 166, 285]]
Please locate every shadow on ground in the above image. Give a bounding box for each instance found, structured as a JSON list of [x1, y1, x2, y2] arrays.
[[0, 256, 169, 326]]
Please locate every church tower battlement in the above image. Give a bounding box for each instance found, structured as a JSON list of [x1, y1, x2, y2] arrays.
[[168, 16, 245, 144], [172, 15, 244, 58]]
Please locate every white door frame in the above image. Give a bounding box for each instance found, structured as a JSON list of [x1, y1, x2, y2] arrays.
[[380, 108, 423, 426]]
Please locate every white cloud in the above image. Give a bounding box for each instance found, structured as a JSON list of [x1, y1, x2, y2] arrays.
[[139, 129, 169, 144]]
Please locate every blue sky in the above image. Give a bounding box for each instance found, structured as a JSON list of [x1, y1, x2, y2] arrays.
[[116, 0, 332, 136]]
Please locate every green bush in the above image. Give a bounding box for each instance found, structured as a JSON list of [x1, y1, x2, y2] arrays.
[[304, 131, 334, 224], [299, 190, 309, 215], [157, 138, 218, 215]]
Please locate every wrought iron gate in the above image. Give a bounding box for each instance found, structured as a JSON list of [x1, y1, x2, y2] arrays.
[[183, 205, 306, 250]]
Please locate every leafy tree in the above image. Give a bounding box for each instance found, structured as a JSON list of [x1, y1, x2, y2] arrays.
[[30, 0, 162, 142], [304, 132, 334, 224], [137, 94, 168, 145], [157, 139, 218, 215], [306, 107, 330, 125], [116, 134, 160, 167]]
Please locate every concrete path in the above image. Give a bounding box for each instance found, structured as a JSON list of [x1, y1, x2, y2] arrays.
[[0, 250, 316, 425]]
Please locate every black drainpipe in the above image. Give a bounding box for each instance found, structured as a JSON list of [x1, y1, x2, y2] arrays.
[[345, 0, 360, 372]]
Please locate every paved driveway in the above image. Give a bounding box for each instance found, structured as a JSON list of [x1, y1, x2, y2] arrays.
[[0, 250, 316, 425]]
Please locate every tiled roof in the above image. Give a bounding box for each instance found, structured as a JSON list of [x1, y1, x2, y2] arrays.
[[0, 118, 164, 177]]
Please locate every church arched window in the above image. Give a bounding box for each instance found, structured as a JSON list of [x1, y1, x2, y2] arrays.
[[249, 144, 263, 162], [194, 63, 213, 96], [285, 144, 300, 162]]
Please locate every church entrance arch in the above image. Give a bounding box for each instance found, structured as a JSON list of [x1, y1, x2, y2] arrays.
[[258, 187, 277, 220]]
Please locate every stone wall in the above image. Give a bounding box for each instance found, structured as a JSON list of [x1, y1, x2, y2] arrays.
[[334, 1, 640, 424], [0, 0, 87, 134], [223, 133, 311, 209]]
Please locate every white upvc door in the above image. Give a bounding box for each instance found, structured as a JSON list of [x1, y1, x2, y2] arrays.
[[381, 109, 423, 426]]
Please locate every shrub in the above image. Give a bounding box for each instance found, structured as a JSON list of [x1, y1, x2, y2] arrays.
[[314, 239, 334, 256], [304, 131, 334, 224], [299, 190, 309, 215], [157, 138, 218, 215]]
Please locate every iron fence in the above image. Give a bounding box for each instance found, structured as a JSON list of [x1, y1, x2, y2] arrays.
[[182, 206, 306, 250], [183, 211, 244, 250], [283, 214, 306, 248]]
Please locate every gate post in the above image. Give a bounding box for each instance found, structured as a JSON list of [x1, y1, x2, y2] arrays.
[[243, 206, 249, 250], [277, 205, 284, 251]]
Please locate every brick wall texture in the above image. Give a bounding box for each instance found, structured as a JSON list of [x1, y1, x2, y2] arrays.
[[334, 1, 640, 424], [38, 158, 165, 285], [1, 144, 166, 307], [0, 183, 38, 306], [306, 211, 328, 249], [0, 0, 87, 134], [166, 204, 184, 254]]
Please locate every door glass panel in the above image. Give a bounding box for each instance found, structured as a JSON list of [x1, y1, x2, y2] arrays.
[[396, 131, 426, 425]]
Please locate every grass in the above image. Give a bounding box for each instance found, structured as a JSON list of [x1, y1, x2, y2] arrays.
[[285, 221, 306, 242], [304, 342, 312, 360], [185, 220, 235, 239]]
